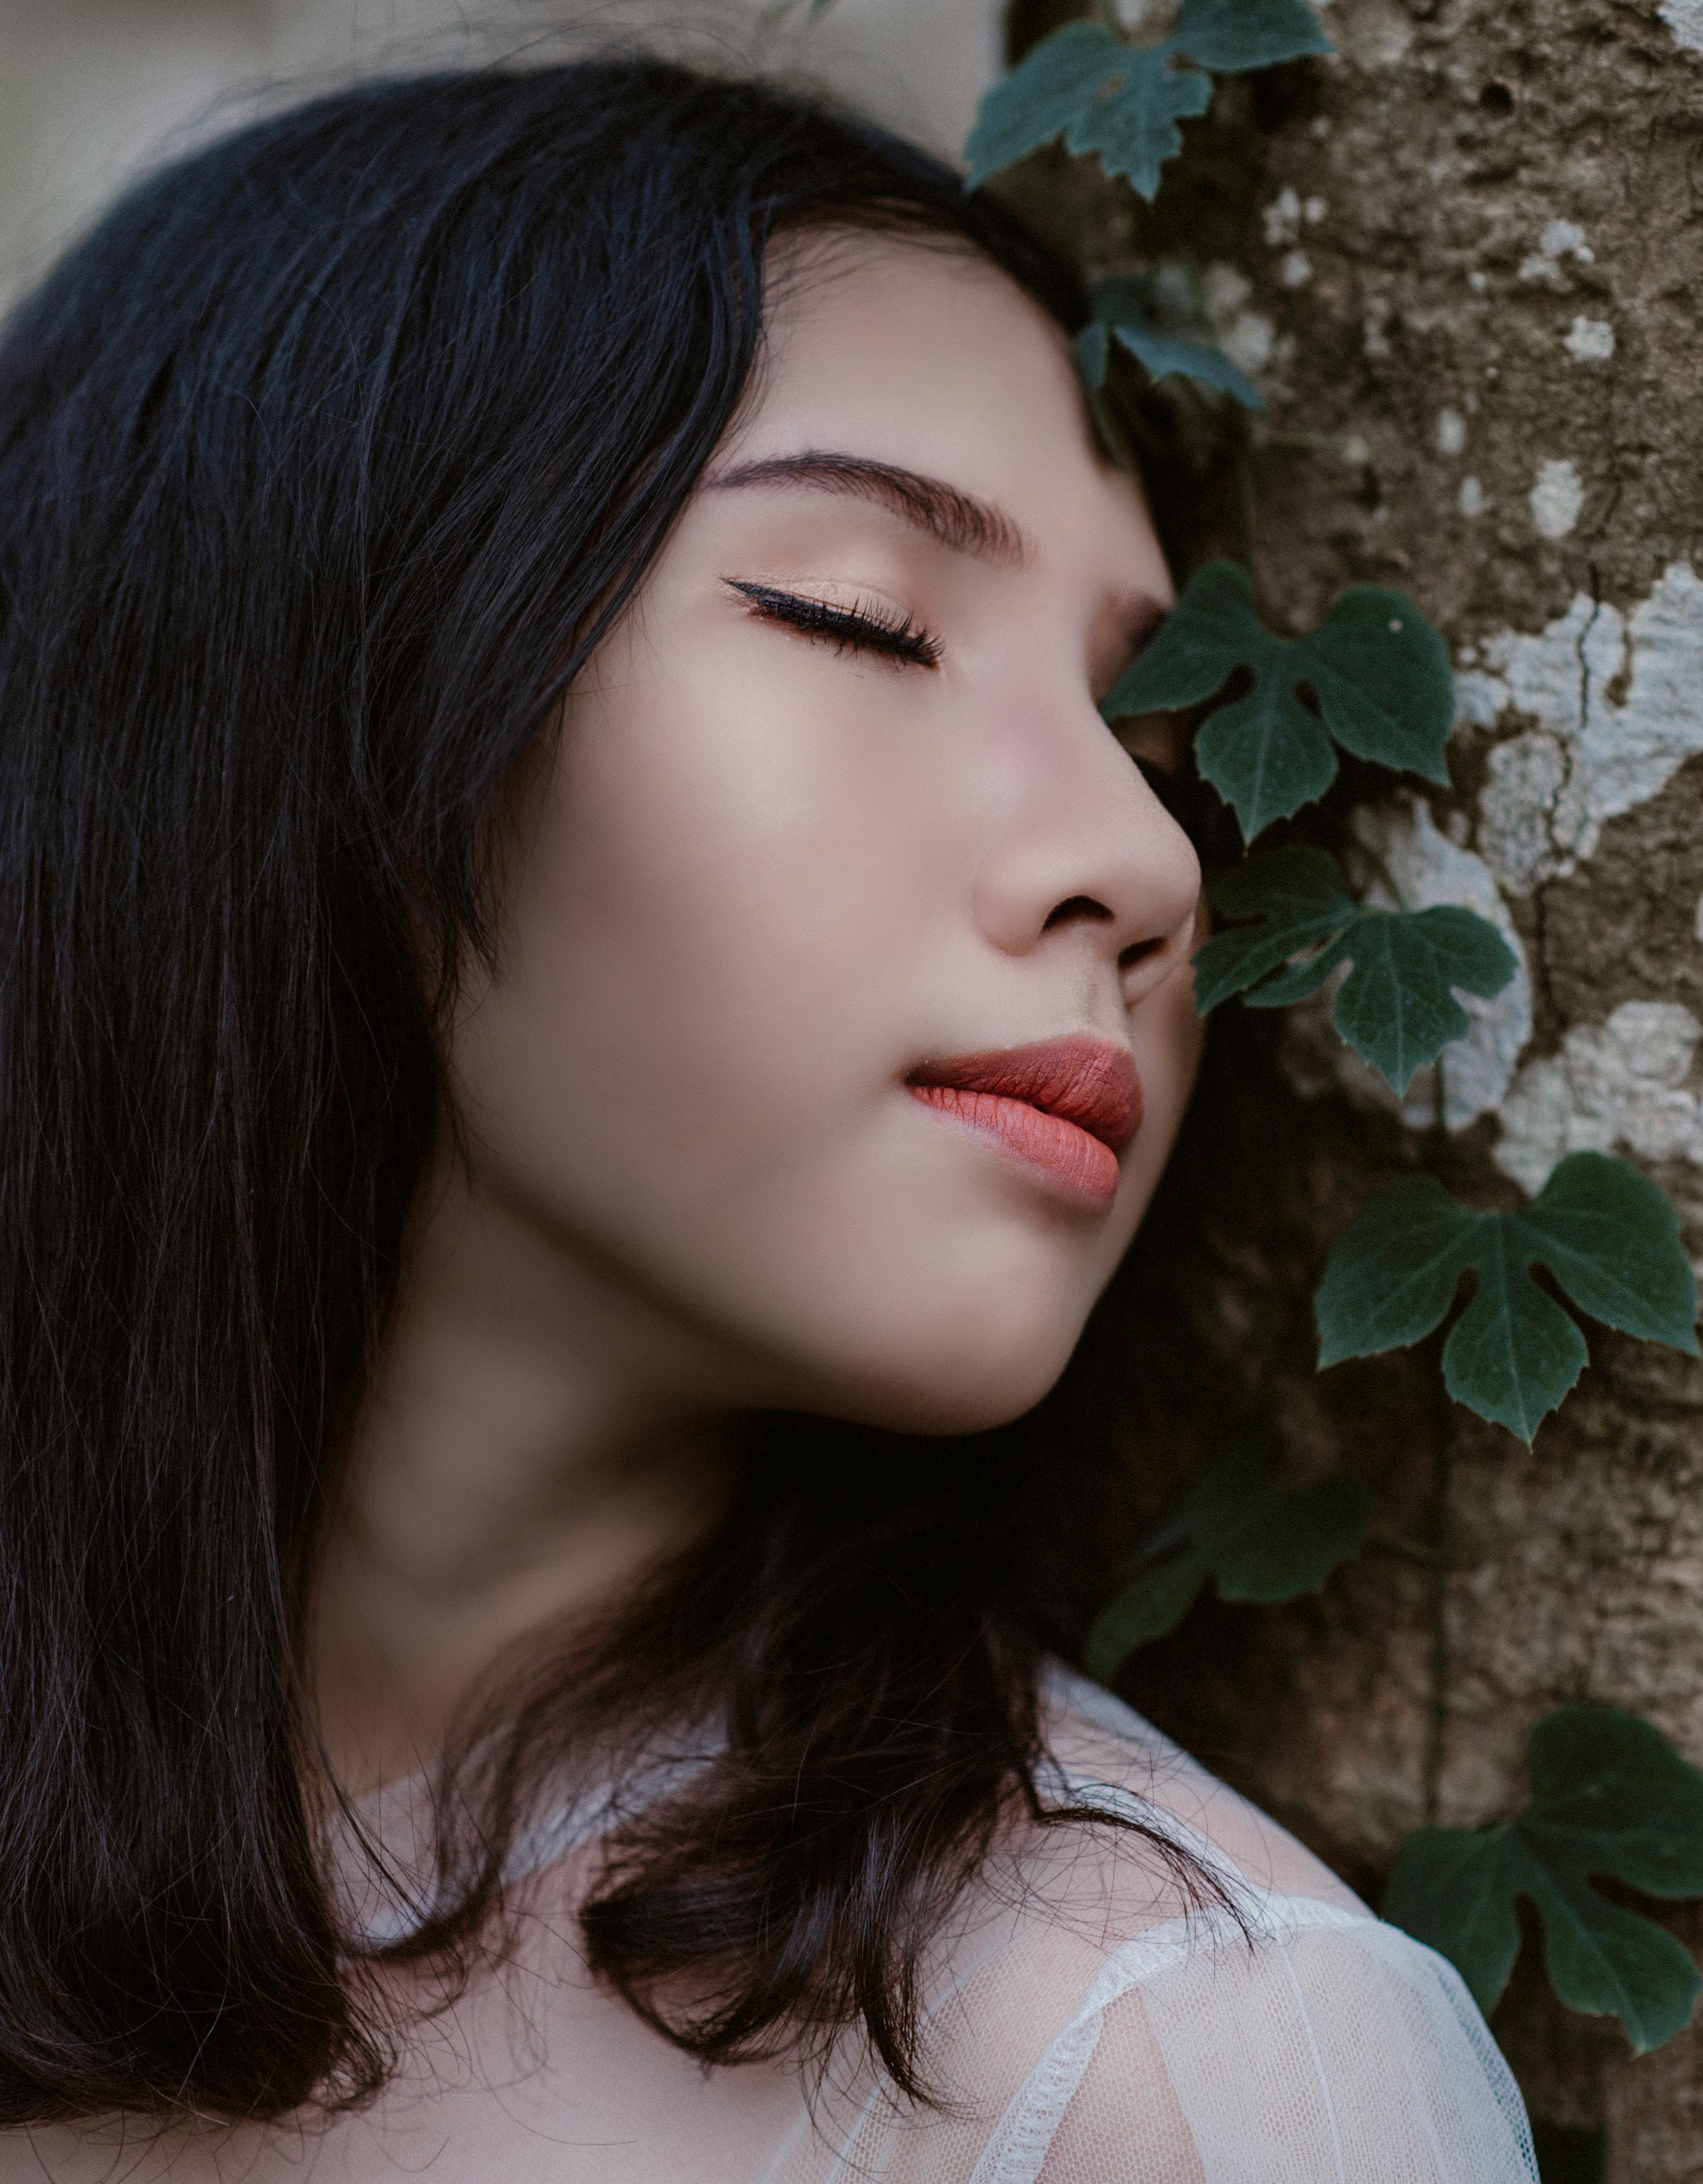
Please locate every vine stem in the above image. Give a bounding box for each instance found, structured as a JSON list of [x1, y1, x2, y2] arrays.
[[1420, 1365, 1453, 1830], [1230, 418, 1264, 621], [1420, 1049, 1453, 1829]]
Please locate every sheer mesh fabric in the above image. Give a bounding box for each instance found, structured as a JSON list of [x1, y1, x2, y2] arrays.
[[7, 1667, 1538, 2182], [754, 1672, 1536, 2184]]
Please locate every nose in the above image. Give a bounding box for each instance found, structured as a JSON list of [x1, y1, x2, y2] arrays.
[[969, 695, 1202, 1004]]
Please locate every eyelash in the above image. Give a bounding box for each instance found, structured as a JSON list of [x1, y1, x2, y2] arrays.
[[726, 580, 944, 669]]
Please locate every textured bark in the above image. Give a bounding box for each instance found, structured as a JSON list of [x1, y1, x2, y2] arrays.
[[999, 3, 1703, 2174]]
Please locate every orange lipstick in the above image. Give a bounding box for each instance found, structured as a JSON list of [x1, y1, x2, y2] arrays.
[[904, 1034, 1143, 1207]]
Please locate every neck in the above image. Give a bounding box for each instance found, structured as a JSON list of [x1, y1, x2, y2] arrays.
[[307, 1133, 744, 1796]]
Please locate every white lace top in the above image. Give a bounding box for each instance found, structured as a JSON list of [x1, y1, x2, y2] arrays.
[[13, 1666, 1538, 2182]]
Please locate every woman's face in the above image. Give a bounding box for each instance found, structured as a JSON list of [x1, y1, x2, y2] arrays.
[[447, 232, 1203, 1435]]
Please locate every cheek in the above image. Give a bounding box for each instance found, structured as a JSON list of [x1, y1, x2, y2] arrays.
[[449, 661, 957, 1241]]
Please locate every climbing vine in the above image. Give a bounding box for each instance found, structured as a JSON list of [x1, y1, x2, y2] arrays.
[[956, 0, 1703, 2067]]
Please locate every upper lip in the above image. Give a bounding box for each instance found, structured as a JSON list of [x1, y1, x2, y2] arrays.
[[904, 1033, 1143, 1153]]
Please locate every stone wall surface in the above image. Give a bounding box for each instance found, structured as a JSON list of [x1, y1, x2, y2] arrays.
[[994, 2, 1703, 2173]]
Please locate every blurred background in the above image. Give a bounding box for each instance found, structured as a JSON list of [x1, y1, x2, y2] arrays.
[[0, 0, 998, 311]]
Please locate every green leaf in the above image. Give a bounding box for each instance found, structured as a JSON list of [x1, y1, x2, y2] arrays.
[[1385, 1708, 1703, 2051], [1080, 274, 1262, 409], [1102, 561, 1279, 711], [1193, 847, 1516, 1093], [1326, 909, 1517, 1090], [965, 0, 1330, 198], [1503, 1152, 1702, 1348], [1316, 1154, 1699, 1441], [1317, 1176, 1485, 1357], [1082, 1548, 1210, 1674], [1168, 0, 1333, 72], [1194, 845, 1357, 1009], [1441, 1232, 1588, 1443], [1083, 1436, 1373, 1680], [1115, 321, 1263, 404], [1197, 680, 1340, 845], [1102, 563, 1455, 841], [1387, 1828, 1528, 2016], [965, 25, 1167, 193], [1061, 45, 1214, 201], [1298, 589, 1456, 776]]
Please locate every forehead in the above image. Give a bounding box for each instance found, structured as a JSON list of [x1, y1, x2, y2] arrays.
[[723, 230, 1161, 572]]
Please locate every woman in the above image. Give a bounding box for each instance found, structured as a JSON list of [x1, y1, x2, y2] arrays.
[[0, 56, 1534, 2181]]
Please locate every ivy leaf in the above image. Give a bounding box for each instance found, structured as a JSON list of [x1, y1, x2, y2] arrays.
[[1316, 1154, 1700, 1441], [1083, 1436, 1373, 1680], [1385, 1708, 1703, 2052], [1101, 563, 1455, 841], [1076, 275, 1262, 409], [965, 1, 1329, 197], [1194, 847, 1517, 1093], [1102, 324, 1260, 405], [965, 22, 1207, 197], [1057, 36, 1215, 201], [1167, 0, 1334, 72]]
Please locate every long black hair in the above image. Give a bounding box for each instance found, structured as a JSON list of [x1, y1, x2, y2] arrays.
[[0, 55, 1220, 2128]]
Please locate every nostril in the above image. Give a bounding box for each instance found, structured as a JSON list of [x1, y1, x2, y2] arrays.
[[1117, 935, 1162, 974], [1042, 894, 1112, 932]]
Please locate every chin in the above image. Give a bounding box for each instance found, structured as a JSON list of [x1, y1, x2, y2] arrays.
[[812, 1317, 1082, 1439]]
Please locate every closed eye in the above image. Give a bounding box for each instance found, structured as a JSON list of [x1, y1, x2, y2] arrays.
[[725, 580, 943, 669]]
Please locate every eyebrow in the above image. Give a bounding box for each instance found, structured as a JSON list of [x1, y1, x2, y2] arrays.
[[705, 450, 1030, 568]]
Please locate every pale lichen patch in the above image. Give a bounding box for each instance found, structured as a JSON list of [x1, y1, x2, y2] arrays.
[[1518, 218, 1594, 284], [1200, 265, 1277, 379], [1263, 186, 1303, 247], [1494, 1002, 1703, 1195], [1436, 406, 1467, 456], [1461, 562, 1703, 894], [1542, 218, 1592, 261], [1333, 0, 1414, 67], [1529, 457, 1585, 539], [1222, 310, 1275, 375], [1563, 316, 1616, 362], [1659, 0, 1703, 52], [1201, 262, 1250, 322]]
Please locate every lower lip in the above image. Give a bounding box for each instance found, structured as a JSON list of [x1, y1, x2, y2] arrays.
[[906, 1084, 1120, 1207]]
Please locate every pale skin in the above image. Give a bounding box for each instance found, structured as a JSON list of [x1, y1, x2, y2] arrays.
[[308, 230, 1205, 1799]]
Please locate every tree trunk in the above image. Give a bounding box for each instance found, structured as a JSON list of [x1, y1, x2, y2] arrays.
[[1001, 4, 1703, 2176]]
